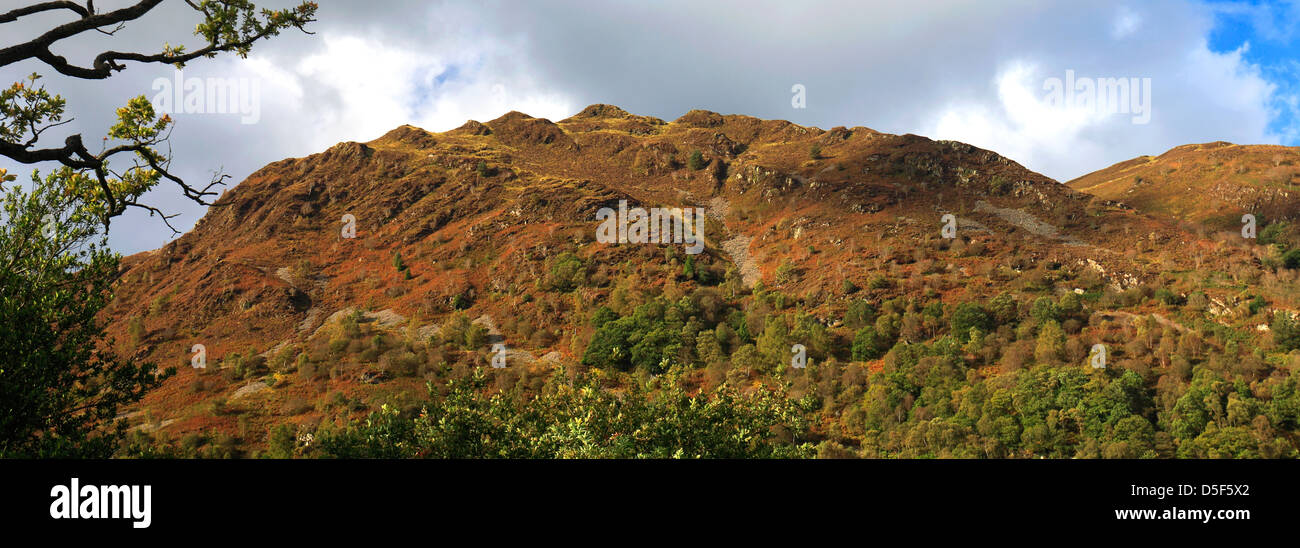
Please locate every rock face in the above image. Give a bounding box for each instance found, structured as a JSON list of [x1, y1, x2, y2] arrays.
[[230, 382, 269, 401], [721, 235, 760, 287]]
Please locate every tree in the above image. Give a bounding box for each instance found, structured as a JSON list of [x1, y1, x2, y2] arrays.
[[1, 2, 314, 455], [1030, 297, 1062, 325], [265, 423, 297, 459], [0, 171, 173, 457], [0, 1, 317, 232], [949, 302, 991, 339], [962, 327, 986, 358], [314, 368, 815, 459], [988, 292, 1018, 326], [590, 306, 618, 329], [844, 299, 876, 329], [756, 315, 790, 369], [851, 326, 888, 361], [1034, 320, 1065, 365], [1170, 386, 1212, 440], [582, 317, 633, 369], [1059, 292, 1083, 317], [790, 312, 830, 359], [1272, 312, 1300, 353], [695, 330, 724, 368]]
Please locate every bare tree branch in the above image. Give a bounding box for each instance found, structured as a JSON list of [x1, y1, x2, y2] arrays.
[[0, 1, 90, 24], [0, 1, 166, 73], [124, 201, 182, 234], [1, 0, 316, 79]]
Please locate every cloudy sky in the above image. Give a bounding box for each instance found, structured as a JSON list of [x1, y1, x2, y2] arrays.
[[2, 0, 1297, 254]]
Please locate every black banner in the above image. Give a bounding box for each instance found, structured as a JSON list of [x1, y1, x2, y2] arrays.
[[0, 459, 1286, 539]]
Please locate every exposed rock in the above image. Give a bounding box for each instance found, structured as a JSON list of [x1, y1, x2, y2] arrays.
[[230, 382, 269, 401]]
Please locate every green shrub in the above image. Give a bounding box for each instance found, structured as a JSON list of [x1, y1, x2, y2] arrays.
[[298, 360, 316, 380], [265, 424, 297, 459], [127, 315, 146, 347], [149, 292, 171, 316], [1249, 295, 1267, 315], [546, 252, 585, 291], [312, 368, 813, 459], [329, 337, 348, 355], [1283, 248, 1300, 270], [774, 259, 798, 284], [988, 175, 1011, 195], [341, 310, 363, 339], [380, 351, 420, 377], [464, 324, 489, 350], [688, 150, 706, 170], [1153, 288, 1180, 306], [209, 398, 229, 416]]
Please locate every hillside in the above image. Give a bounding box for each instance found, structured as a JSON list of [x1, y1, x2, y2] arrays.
[[104, 106, 1300, 459], [1067, 142, 1300, 232]]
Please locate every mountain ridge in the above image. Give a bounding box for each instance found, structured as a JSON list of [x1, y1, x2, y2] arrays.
[[103, 104, 1295, 458]]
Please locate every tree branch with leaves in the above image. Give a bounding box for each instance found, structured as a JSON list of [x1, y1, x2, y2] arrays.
[[0, 0, 317, 233], [0, 1, 316, 457]]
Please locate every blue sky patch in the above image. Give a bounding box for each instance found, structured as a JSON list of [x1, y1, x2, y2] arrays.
[[1205, 0, 1300, 142]]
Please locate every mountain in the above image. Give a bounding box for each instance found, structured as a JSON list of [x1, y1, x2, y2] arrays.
[[1067, 142, 1300, 232], [103, 105, 1298, 459]]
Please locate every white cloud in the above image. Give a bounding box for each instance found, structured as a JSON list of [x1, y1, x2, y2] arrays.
[[924, 38, 1280, 181], [3, 0, 1294, 254], [245, 34, 575, 152], [929, 62, 1110, 177], [1112, 6, 1144, 39]]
